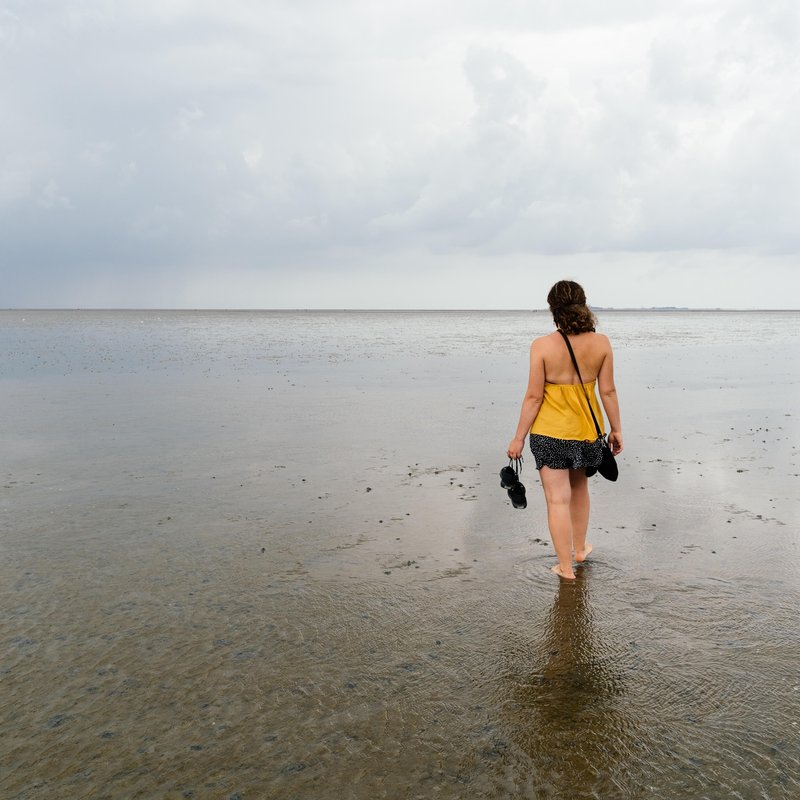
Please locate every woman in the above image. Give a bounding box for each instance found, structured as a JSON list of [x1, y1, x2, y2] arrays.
[[507, 280, 623, 580]]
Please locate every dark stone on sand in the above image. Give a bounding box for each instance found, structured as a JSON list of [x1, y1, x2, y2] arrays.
[[366, 487, 372, 492], [190, 744, 203, 751], [384, 571, 391, 575], [261, 547, 266, 553], [481, 739, 509, 760], [281, 762, 308, 774], [233, 650, 256, 660], [346, 682, 357, 689], [100, 731, 116, 739], [46, 714, 68, 729]]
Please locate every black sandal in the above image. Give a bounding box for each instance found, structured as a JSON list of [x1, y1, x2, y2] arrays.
[[500, 460, 518, 489], [500, 457, 527, 509]]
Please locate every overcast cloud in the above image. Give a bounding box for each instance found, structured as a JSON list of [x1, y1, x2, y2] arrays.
[[1, 0, 799, 307]]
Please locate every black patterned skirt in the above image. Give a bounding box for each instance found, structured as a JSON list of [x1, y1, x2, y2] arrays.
[[529, 433, 604, 471]]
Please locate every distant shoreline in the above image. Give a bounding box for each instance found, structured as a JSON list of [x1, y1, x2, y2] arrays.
[[2, 307, 799, 313]]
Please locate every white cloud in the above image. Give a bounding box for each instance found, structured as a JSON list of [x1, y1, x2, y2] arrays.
[[38, 179, 71, 209], [1, 1, 799, 306]]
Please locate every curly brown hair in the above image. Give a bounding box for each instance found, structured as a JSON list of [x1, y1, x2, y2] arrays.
[[547, 280, 597, 334]]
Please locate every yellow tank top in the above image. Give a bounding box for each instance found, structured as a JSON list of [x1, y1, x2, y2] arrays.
[[530, 380, 605, 441]]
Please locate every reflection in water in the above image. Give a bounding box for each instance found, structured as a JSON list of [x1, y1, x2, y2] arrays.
[[497, 567, 639, 798]]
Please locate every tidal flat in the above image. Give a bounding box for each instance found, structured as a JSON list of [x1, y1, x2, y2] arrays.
[[1, 310, 799, 799]]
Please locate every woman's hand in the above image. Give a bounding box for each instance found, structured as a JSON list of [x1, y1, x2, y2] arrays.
[[608, 430, 624, 455], [507, 437, 525, 459]]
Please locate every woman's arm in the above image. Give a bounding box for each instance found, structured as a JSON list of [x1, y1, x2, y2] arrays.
[[597, 338, 624, 455], [507, 341, 546, 459]]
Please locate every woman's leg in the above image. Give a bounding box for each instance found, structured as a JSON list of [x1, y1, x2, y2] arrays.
[[569, 469, 592, 562], [539, 466, 575, 579]]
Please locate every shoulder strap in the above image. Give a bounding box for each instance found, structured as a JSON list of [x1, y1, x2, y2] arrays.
[[557, 330, 603, 439]]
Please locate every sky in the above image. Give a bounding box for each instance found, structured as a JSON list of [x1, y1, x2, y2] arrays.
[[2, 0, 800, 309]]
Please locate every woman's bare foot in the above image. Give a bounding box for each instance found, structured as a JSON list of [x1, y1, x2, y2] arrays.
[[551, 564, 576, 580], [575, 543, 593, 563]]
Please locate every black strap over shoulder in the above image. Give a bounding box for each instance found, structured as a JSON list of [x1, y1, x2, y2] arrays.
[[557, 329, 603, 440]]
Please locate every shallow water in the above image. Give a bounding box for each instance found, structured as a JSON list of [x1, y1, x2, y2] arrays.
[[1, 310, 799, 799]]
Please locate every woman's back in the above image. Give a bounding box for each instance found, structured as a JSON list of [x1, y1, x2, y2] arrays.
[[537, 330, 610, 386]]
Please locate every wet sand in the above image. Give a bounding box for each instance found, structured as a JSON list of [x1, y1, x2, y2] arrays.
[[1, 310, 799, 799]]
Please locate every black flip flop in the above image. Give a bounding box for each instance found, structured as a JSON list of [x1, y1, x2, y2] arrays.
[[500, 462, 517, 489], [508, 481, 527, 509], [501, 457, 527, 509]]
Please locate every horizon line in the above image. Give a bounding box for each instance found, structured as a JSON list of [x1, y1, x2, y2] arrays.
[[3, 306, 799, 313]]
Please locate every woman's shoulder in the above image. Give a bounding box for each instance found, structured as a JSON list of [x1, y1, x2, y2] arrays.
[[533, 330, 610, 344], [530, 331, 612, 357], [585, 331, 612, 355], [530, 331, 562, 350]]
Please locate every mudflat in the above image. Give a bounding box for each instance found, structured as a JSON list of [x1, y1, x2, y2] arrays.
[[1, 310, 799, 799]]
